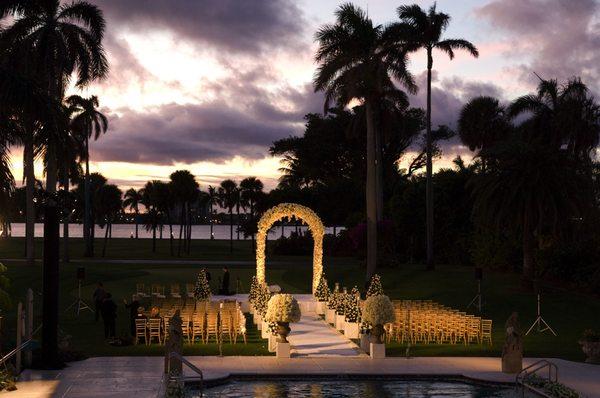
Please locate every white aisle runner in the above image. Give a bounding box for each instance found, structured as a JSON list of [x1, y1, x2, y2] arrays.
[[287, 311, 361, 357]]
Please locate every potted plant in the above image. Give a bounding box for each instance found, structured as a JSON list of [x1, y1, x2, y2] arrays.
[[335, 288, 348, 331], [265, 294, 301, 358], [344, 286, 361, 339], [579, 329, 600, 364], [362, 294, 395, 359], [359, 321, 371, 353], [314, 274, 330, 316], [248, 276, 259, 315], [326, 284, 340, 324]]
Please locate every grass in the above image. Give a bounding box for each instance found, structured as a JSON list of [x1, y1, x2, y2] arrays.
[[0, 237, 357, 265], [1, 238, 599, 361]]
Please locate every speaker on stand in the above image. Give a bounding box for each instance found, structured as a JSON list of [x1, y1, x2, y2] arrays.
[[65, 267, 93, 316], [467, 267, 483, 313], [525, 280, 557, 336]]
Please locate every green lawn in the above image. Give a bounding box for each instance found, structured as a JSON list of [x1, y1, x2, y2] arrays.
[[0, 240, 599, 361]]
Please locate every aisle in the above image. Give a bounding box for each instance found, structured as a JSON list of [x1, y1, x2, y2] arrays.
[[287, 311, 362, 357]]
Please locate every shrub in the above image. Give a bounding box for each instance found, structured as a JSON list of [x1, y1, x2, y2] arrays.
[[366, 274, 384, 298], [265, 294, 301, 323], [362, 295, 395, 326], [248, 276, 259, 308], [344, 286, 361, 323], [254, 283, 271, 317], [581, 329, 600, 342]]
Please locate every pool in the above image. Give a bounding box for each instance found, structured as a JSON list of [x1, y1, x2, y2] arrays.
[[187, 378, 537, 397]]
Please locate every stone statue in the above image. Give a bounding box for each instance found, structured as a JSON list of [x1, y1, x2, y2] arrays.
[[502, 312, 523, 373], [164, 310, 184, 398]]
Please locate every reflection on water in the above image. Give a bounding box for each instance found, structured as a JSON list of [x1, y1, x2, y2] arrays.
[[190, 380, 530, 398]]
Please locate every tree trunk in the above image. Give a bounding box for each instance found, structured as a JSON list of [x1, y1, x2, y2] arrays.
[[229, 208, 233, 253], [84, 138, 93, 257], [24, 131, 35, 266], [365, 98, 378, 281], [209, 204, 214, 239], [425, 49, 435, 270], [168, 210, 173, 256], [236, 204, 240, 240], [135, 212, 139, 239], [102, 222, 109, 257], [375, 123, 384, 222], [178, 206, 184, 256], [186, 204, 192, 254], [45, 141, 58, 194], [522, 216, 536, 289], [152, 226, 157, 253], [62, 174, 70, 263], [41, 201, 60, 368]]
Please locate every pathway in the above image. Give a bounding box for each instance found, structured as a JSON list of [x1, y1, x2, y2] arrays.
[[288, 311, 362, 357]]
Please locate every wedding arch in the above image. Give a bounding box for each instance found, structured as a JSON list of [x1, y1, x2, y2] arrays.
[[256, 203, 324, 293]]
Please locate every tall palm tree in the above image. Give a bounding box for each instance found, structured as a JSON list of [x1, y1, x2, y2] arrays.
[[240, 177, 264, 249], [390, 3, 479, 270], [140, 180, 163, 253], [67, 95, 108, 257], [0, 0, 108, 195], [207, 186, 218, 239], [97, 184, 122, 257], [218, 179, 238, 253], [314, 3, 416, 279], [123, 188, 142, 239], [458, 96, 510, 170], [170, 170, 199, 256]]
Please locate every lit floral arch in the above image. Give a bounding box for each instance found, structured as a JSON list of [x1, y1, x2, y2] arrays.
[[256, 203, 324, 293]]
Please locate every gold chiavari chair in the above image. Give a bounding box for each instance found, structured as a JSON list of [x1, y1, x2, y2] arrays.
[[134, 319, 147, 345], [206, 311, 220, 343], [234, 311, 247, 344], [221, 310, 235, 343], [163, 316, 171, 344], [170, 284, 181, 299], [147, 318, 162, 344], [481, 319, 493, 346], [467, 317, 481, 344], [191, 312, 206, 343], [186, 283, 195, 298], [181, 313, 191, 343]]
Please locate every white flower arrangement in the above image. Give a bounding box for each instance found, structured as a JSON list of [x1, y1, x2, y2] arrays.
[[361, 294, 395, 326], [265, 294, 301, 323]]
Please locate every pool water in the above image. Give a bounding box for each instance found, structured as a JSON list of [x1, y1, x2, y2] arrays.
[[189, 379, 535, 397]]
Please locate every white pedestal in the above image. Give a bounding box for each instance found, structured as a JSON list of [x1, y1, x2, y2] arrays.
[[360, 334, 370, 353], [241, 301, 250, 313], [370, 343, 385, 359], [316, 301, 325, 316], [344, 322, 359, 339], [276, 342, 290, 358], [268, 334, 277, 352], [335, 314, 345, 331], [261, 321, 269, 339], [325, 309, 336, 324]]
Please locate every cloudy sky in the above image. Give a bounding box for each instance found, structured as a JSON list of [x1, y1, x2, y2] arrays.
[[11, 0, 600, 190]]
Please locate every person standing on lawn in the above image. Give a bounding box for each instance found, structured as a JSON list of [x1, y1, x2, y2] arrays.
[[92, 282, 106, 322], [101, 293, 117, 339], [221, 267, 230, 295], [124, 296, 141, 336]]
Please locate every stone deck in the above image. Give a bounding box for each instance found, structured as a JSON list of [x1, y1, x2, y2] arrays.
[[4, 356, 599, 398]]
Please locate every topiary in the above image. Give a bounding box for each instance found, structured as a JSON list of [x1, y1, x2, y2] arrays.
[[366, 274, 384, 298], [344, 286, 361, 323], [314, 274, 330, 302], [248, 276, 259, 308], [193, 268, 211, 301]]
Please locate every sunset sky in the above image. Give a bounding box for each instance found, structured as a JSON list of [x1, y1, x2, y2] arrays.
[[9, 0, 600, 191]]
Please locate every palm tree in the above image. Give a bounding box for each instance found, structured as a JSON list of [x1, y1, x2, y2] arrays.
[[140, 181, 163, 253], [123, 188, 142, 239], [170, 170, 199, 256], [390, 3, 479, 270], [458, 96, 510, 170], [314, 3, 416, 279], [67, 95, 108, 257], [218, 179, 238, 253], [207, 186, 218, 239], [240, 177, 264, 249], [97, 184, 122, 257], [0, 0, 108, 195]]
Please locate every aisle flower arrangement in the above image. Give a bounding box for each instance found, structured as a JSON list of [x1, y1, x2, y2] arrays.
[[366, 274, 384, 298], [193, 268, 211, 301], [362, 294, 395, 344], [265, 294, 302, 343], [314, 274, 330, 315]]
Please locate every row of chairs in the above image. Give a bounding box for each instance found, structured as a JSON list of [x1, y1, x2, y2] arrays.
[[136, 283, 197, 299], [381, 300, 493, 345], [134, 301, 247, 345]]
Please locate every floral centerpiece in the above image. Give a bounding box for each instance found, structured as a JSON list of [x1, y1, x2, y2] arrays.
[[193, 268, 211, 301], [361, 294, 395, 344], [265, 294, 302, 343], [579, 329, 600, 364]]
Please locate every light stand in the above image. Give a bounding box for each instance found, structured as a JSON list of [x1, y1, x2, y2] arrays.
[[65, 267, 93, 317], [467, 267, 483, 313], [525, 292, 557, 336]]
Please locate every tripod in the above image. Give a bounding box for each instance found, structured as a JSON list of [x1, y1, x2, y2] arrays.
[[65, 280, 93, 317], [525, 293, 557, 336], [467, 280, 482, 313]]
